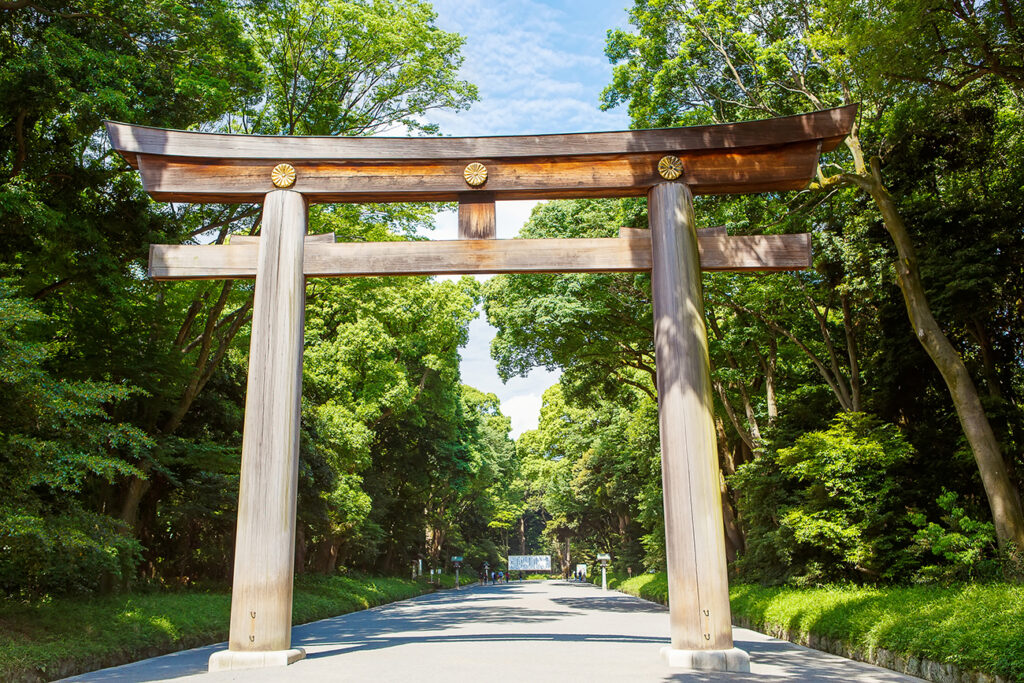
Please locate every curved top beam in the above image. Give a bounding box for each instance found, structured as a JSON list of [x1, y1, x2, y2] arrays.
[[105, 105, 855, 204]]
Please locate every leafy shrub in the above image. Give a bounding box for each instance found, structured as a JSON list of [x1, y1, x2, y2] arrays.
[[910, 489, 1002, 582], [732, 412, 917, 584], [0, 282, 150, 597], [0, 511, 142, 598]]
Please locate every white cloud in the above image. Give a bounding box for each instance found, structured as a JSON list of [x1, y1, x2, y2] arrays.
[[503, 393, 546, 438]]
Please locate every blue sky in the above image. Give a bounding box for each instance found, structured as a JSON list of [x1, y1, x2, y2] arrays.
[[419, 0, 634, 436]]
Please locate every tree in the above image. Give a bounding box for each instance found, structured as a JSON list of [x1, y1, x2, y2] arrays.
[[0, 0, 486, 591], [831, 0, 1024, 93], [602, 0, 1024, 551], [109, 0, 477, 541], [0, 282, 150, 595], [732, 412, 918, 583]]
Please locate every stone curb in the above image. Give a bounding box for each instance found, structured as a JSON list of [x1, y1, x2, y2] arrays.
[[731, 616, 1010, 683]]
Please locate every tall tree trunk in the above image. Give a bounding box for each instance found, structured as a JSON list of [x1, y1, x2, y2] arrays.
[[841, 293, 863, 412], [969, 318, 1003, 399], [295, 525, 306, 575], [757, 336, 779, 422], [852, 157, 1024, 550], [720, 474, 744, 562]]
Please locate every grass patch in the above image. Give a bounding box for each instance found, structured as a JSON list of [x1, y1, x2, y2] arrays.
[[600, 572, 1024, 680], [0, 574, 434, 682]]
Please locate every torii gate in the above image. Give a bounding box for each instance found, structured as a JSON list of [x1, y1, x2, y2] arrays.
[[106, 104, 854, 673]]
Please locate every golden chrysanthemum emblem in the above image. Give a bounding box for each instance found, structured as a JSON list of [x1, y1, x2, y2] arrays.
[[463, 162, 488, 187], [271, 163, 297, 188], [657, 155, 684, 180]]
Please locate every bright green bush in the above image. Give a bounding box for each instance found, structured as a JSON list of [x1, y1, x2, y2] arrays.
[[910, 489, 1004, 582], [730, 412, 918, 584]]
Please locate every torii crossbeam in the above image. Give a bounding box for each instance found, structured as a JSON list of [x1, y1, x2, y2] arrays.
[[106, 104, 855, 673]]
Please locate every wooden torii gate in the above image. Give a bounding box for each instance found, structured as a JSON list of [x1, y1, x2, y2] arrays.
[[106, 105, 854, 673]]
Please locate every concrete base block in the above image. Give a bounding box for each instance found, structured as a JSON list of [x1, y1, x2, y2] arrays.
[[208, 648, 306, 671], [661, 645, 751, 672]]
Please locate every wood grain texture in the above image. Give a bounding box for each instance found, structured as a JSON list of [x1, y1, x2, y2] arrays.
[[649, 182, 735, 652], [227, 190, 306, 653], [106, 105, 854, 164], [619, 226, 728, 238], [130, 141, 821, 203], [148, 233, 811, 280], [229, 232, 334, 245], [458, 194, 496, 239]]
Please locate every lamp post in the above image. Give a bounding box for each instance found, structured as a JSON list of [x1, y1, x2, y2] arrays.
[[597, 553, 611, 591], [451, 556, 463, 589]]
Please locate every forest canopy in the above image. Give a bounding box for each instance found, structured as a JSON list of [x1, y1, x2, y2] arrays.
[[1, 0, 1022, 599]]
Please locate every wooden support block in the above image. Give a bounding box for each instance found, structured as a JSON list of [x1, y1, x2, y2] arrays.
[[148, 233, 811, 280], [458, 194, 496, 239], [619, 226, 728, 239], [228, 233, 334, 245]]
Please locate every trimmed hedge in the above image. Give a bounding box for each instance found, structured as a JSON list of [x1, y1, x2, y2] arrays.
[[602, 573, 1024, 681], [0, 574, 432, 682]]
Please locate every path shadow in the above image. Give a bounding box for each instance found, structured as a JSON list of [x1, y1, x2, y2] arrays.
[[304, 630, 669, 659], [551, 596, 666, 613]]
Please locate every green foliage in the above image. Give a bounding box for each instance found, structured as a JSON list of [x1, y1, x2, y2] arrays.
[[239, 0, 477, 135], [603, 571, 669, 604], [0, 282, 149, 596], [732, 413, 917, 584], [729, 582, 1024, 681], [824, 0, 1024, 95], [513, 383, 656, 574], [482, 0, 1024, 588], [910, 489, 1005, 583], [0, 574, 431, 682], [0, 0, 502, 596], [606, 572, 1024, 680]]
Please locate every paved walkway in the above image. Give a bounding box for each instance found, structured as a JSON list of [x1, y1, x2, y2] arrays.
[[64, 580, 922, 682]]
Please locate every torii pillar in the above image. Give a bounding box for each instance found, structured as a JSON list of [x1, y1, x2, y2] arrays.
[[650, 182, 747, 669], [208, 190, 308, 670]]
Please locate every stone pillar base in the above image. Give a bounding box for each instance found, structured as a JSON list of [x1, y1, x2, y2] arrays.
[[208, 648, 306, 671], [661, 646, 750, 672]]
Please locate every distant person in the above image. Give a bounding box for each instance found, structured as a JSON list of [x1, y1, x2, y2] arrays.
[[627, 566, 633, 578], [498, 570, 504, 583]]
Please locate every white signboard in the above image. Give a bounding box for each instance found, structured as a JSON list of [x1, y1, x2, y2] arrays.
[[575, 563, 588, 576], [508, 555, 552, 571]]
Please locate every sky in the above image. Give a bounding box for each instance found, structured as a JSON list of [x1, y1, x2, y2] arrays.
[[416, 0, 633, 437]]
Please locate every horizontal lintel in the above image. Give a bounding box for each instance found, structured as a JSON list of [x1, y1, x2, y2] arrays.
[[107, 106, 855, 163], [148, 233, 812, 281], [135, 142, 821, 203]]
